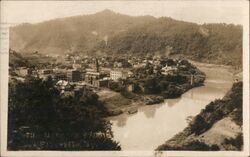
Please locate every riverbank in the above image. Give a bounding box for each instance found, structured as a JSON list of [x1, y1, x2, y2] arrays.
[[98, 79, 204, 117], [98, 89, 167, 116], [97, 89, 144, 116], [98, 60, 208, 116], [156, 82, 243, 151]]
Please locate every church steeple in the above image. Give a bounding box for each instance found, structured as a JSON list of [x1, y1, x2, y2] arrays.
[[95, 58, 99, 72]]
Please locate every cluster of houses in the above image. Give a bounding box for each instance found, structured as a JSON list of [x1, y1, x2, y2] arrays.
[[10, 54, 198, 94], [11, 58, 135, 89]]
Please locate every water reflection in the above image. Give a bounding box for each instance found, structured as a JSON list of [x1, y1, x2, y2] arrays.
[[116, 114, 128, 127], [142, 104, 161, 118], [166, 98, 181, 107]]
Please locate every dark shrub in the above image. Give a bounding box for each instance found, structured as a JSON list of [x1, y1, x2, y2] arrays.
[[182, 140, 214, 151], [224, 133, 243, 150], [204, 102, 215, 112], [211, 144, 220, 151], [161, 85, 183, 98], [190, 115, 210, 135]]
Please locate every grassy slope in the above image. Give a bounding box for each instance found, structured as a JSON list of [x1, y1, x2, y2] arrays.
[[97, 89, 141, 116]]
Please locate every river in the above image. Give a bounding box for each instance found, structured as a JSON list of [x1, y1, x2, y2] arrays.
[[109, 63, 234, 150]]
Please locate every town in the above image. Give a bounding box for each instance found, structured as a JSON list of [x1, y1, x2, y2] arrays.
[[9, 49, 206, 115]]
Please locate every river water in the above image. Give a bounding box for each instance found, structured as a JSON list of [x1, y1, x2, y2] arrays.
[[109, 64, 234, 150]]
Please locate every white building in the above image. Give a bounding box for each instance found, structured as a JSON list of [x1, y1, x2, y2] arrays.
[[161, 66, 177, 75], [15, 67, 29, 77], [110, 70, 130, 81]]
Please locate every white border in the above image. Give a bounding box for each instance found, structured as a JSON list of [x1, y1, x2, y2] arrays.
[[0, 1, 249, 157]]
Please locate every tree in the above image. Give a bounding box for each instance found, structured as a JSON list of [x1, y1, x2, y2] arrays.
[[143, 77, 160, 94], [161, 84, 183, 98], [8, 76, 120, 150], [190, 115, 210, 135]]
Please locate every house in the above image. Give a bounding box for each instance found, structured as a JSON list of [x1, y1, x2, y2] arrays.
[[126, 84, 135, 92], [127, 71, 133, 77], [114, 61, 123, 68], [37, 69, 54, 79], [72, 63, 82, 70], [161, 66, 178, 75], [43, 69, 53, 75], [56, 80, 69, 87], [153, 65, 162, 74], [15, 67, 33, 77]]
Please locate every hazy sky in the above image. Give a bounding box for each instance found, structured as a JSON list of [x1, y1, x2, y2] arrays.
[[1, 1, 248, 25]]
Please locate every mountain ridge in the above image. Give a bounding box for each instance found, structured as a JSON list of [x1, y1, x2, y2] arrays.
[[10, 10, 242, 66]]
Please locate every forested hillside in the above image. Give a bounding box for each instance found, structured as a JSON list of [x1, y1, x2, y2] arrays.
[[10, 10, 242, 66], [101, 19, 242, 66]]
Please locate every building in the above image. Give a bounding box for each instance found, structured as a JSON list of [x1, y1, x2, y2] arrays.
[[85, 71, 101, 85], [110, 70, 122, 80], [92, 79, 109, 88], [161, 66, 178, 75], [92, 58, 100, 72], [73, 63, 82, 70], [54, 72, 67, 81], [84, 58, 110, 86], [110, 69, 130, 81], [56, 80, 70, 90], [38, 69, 53, 75], [114, 61, 123, 68], [126, 84, 135, 92], [127, 71, 133, 77], [67, 70, 83, 82], [15, 67, 29, 77], [100, 67, 111, 76], [37, 69, 54, 79]]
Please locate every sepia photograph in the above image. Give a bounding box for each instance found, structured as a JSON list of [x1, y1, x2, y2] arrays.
[[0, 0, 249, 156]]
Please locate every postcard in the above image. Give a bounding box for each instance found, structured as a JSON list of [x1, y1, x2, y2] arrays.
[[0, 1, 249, 156]]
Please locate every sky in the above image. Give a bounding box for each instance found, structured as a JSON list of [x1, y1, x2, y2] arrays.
[[0, 1, 248, 26]]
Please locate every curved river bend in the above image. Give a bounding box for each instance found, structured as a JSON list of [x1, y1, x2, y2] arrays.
[[109, 65, 234, 150]]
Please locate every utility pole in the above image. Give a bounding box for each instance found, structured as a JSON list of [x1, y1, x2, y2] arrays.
[[190, 74, 194, 86]]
